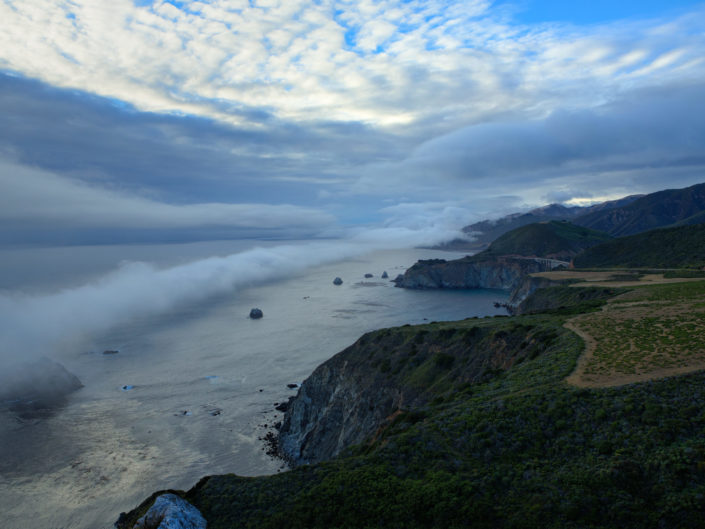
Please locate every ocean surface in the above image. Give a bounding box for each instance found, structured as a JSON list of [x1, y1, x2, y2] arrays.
[[0, 240, 508, 529]]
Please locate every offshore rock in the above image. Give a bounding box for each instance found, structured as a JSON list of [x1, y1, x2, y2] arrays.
[[393, 256, 551, 299], [132, 493, 206, 529], [249, 308, 263, 319], [333, 277, 343, 285], [381, 271, 389, 279]]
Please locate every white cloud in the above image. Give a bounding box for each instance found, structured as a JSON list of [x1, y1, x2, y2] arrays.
[[0, 160, 334, 231], [0, 0, 702, 134]]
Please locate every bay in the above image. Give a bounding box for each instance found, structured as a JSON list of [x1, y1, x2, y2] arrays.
[[0, 241, 508, 529]]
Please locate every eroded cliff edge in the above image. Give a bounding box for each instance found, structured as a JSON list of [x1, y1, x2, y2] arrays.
[[278, 318, 563, 466], [392, 255, 554, 292]]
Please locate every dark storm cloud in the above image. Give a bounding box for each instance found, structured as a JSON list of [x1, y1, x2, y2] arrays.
[[354, 81, 705, 204], [0, 74, 401, 205]]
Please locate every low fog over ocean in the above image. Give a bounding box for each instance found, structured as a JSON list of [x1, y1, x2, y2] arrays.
[[2, 0, 704, 527], [0, 239, 508, 529]]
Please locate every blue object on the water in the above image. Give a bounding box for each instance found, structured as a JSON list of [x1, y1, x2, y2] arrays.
[[121, 385, 134, 391]]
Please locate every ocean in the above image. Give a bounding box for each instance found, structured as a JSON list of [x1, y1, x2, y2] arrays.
[[0, 240, 508, 529]]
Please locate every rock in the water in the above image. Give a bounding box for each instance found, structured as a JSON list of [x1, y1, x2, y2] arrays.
[[133, 493, 206, 529], [287, 383, 299, 389], [381, 271, 389, 279], [364, 273, 373, 278], [275, 397, 294, 412], [103, 349, 119, 355], [249, 308, 263, 319], [333, 277, 343, 285]]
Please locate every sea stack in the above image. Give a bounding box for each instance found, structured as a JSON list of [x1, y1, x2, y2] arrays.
[[249, 308, 264, 319], [381, 271, 389, 279], [333, 277, 343, 285]]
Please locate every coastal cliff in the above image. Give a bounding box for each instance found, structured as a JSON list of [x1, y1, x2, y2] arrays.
[[117, 281, 705, 528], [278, 318, 563, 466], [392, 255, 555, 293]]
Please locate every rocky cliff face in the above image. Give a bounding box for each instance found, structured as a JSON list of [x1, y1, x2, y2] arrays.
[[277, 337, 407, 466], [392, 256, 552, 293], [278, 319, 559, 466], [507, 275, 556, 307]]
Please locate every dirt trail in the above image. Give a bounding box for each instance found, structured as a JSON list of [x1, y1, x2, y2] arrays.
[[531, 270, 705, 288], [563, 280, 705, 388]]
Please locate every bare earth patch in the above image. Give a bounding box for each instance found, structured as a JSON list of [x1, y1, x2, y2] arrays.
[[532, 270, 705, 288], [564, 280, 705, 388]]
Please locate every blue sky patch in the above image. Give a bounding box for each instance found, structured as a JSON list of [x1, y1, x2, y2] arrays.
[[498, 0, 705, 25]]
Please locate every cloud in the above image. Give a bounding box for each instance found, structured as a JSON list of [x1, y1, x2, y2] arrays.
[[0, 0, 702, 134], [352, 81, 705, 207], [0, 74, 401, 203], [0, 209, 467, 363], [0, 2, 704, 236], [0, 160, 335, 239]]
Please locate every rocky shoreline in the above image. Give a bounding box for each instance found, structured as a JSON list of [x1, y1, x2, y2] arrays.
[[392, 255, 560, 310], [115, 256, 562, 527], [392, 255, 553, 291]]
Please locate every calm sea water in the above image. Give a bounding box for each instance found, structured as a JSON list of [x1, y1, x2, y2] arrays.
[[0, 240, 508, 529]]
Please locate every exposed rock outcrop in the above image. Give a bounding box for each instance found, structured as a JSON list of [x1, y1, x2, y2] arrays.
[[132, 493, 206, 529], [393, 256, 553, 296], [278, 320, 560, 466], [249, 308, 263, 319], [278, 348, 404, 466], [507, 275, 556, 308], [333, 277, 343, 285]]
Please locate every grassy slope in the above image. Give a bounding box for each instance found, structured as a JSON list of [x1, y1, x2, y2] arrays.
[[574, 223, 705, 269], [481, 221, 611, 259], [119, 281, 705, 529]]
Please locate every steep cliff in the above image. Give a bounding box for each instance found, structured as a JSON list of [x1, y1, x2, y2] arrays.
[[278, 318, 563, 466], [393, 255, 554, 293]]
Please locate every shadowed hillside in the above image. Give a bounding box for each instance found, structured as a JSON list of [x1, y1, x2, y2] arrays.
[[118, 279, 705, 529], [481, 220, 611, 260], [574, 182, 705, 237], [574, 223, 705, 269]]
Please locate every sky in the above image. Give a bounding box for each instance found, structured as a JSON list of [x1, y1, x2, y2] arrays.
[[1, 0, 705, 245]]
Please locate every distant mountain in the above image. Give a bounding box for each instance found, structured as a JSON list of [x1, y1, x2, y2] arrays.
[[573, 223, 705, 269], [442, 195, 641, 251], [573, 182, 705, 237], [481, 221, 612, 260]]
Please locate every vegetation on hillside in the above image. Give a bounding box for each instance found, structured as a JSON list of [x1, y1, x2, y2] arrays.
[[515, 284, 626, 315], [574, 223, 705, 269], [480, 221, 611, 260], [118, 279, 705, 528]]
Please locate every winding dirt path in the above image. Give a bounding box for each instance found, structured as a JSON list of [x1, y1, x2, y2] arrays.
[[562, 280, 705, 388]]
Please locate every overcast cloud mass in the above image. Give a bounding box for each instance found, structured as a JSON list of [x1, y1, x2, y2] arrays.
[[1, 0, 704, 242]]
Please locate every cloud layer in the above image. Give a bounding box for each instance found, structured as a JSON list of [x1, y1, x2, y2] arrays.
[[0, 1, 704, 239], [1, 1, 703, 131]]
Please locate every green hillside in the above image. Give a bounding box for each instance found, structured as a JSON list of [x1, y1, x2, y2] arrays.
[[442, 195, 640, 252], [119, 281, 705, 529], [481, 220, 612, 260], [574, 223, 705, 269]]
